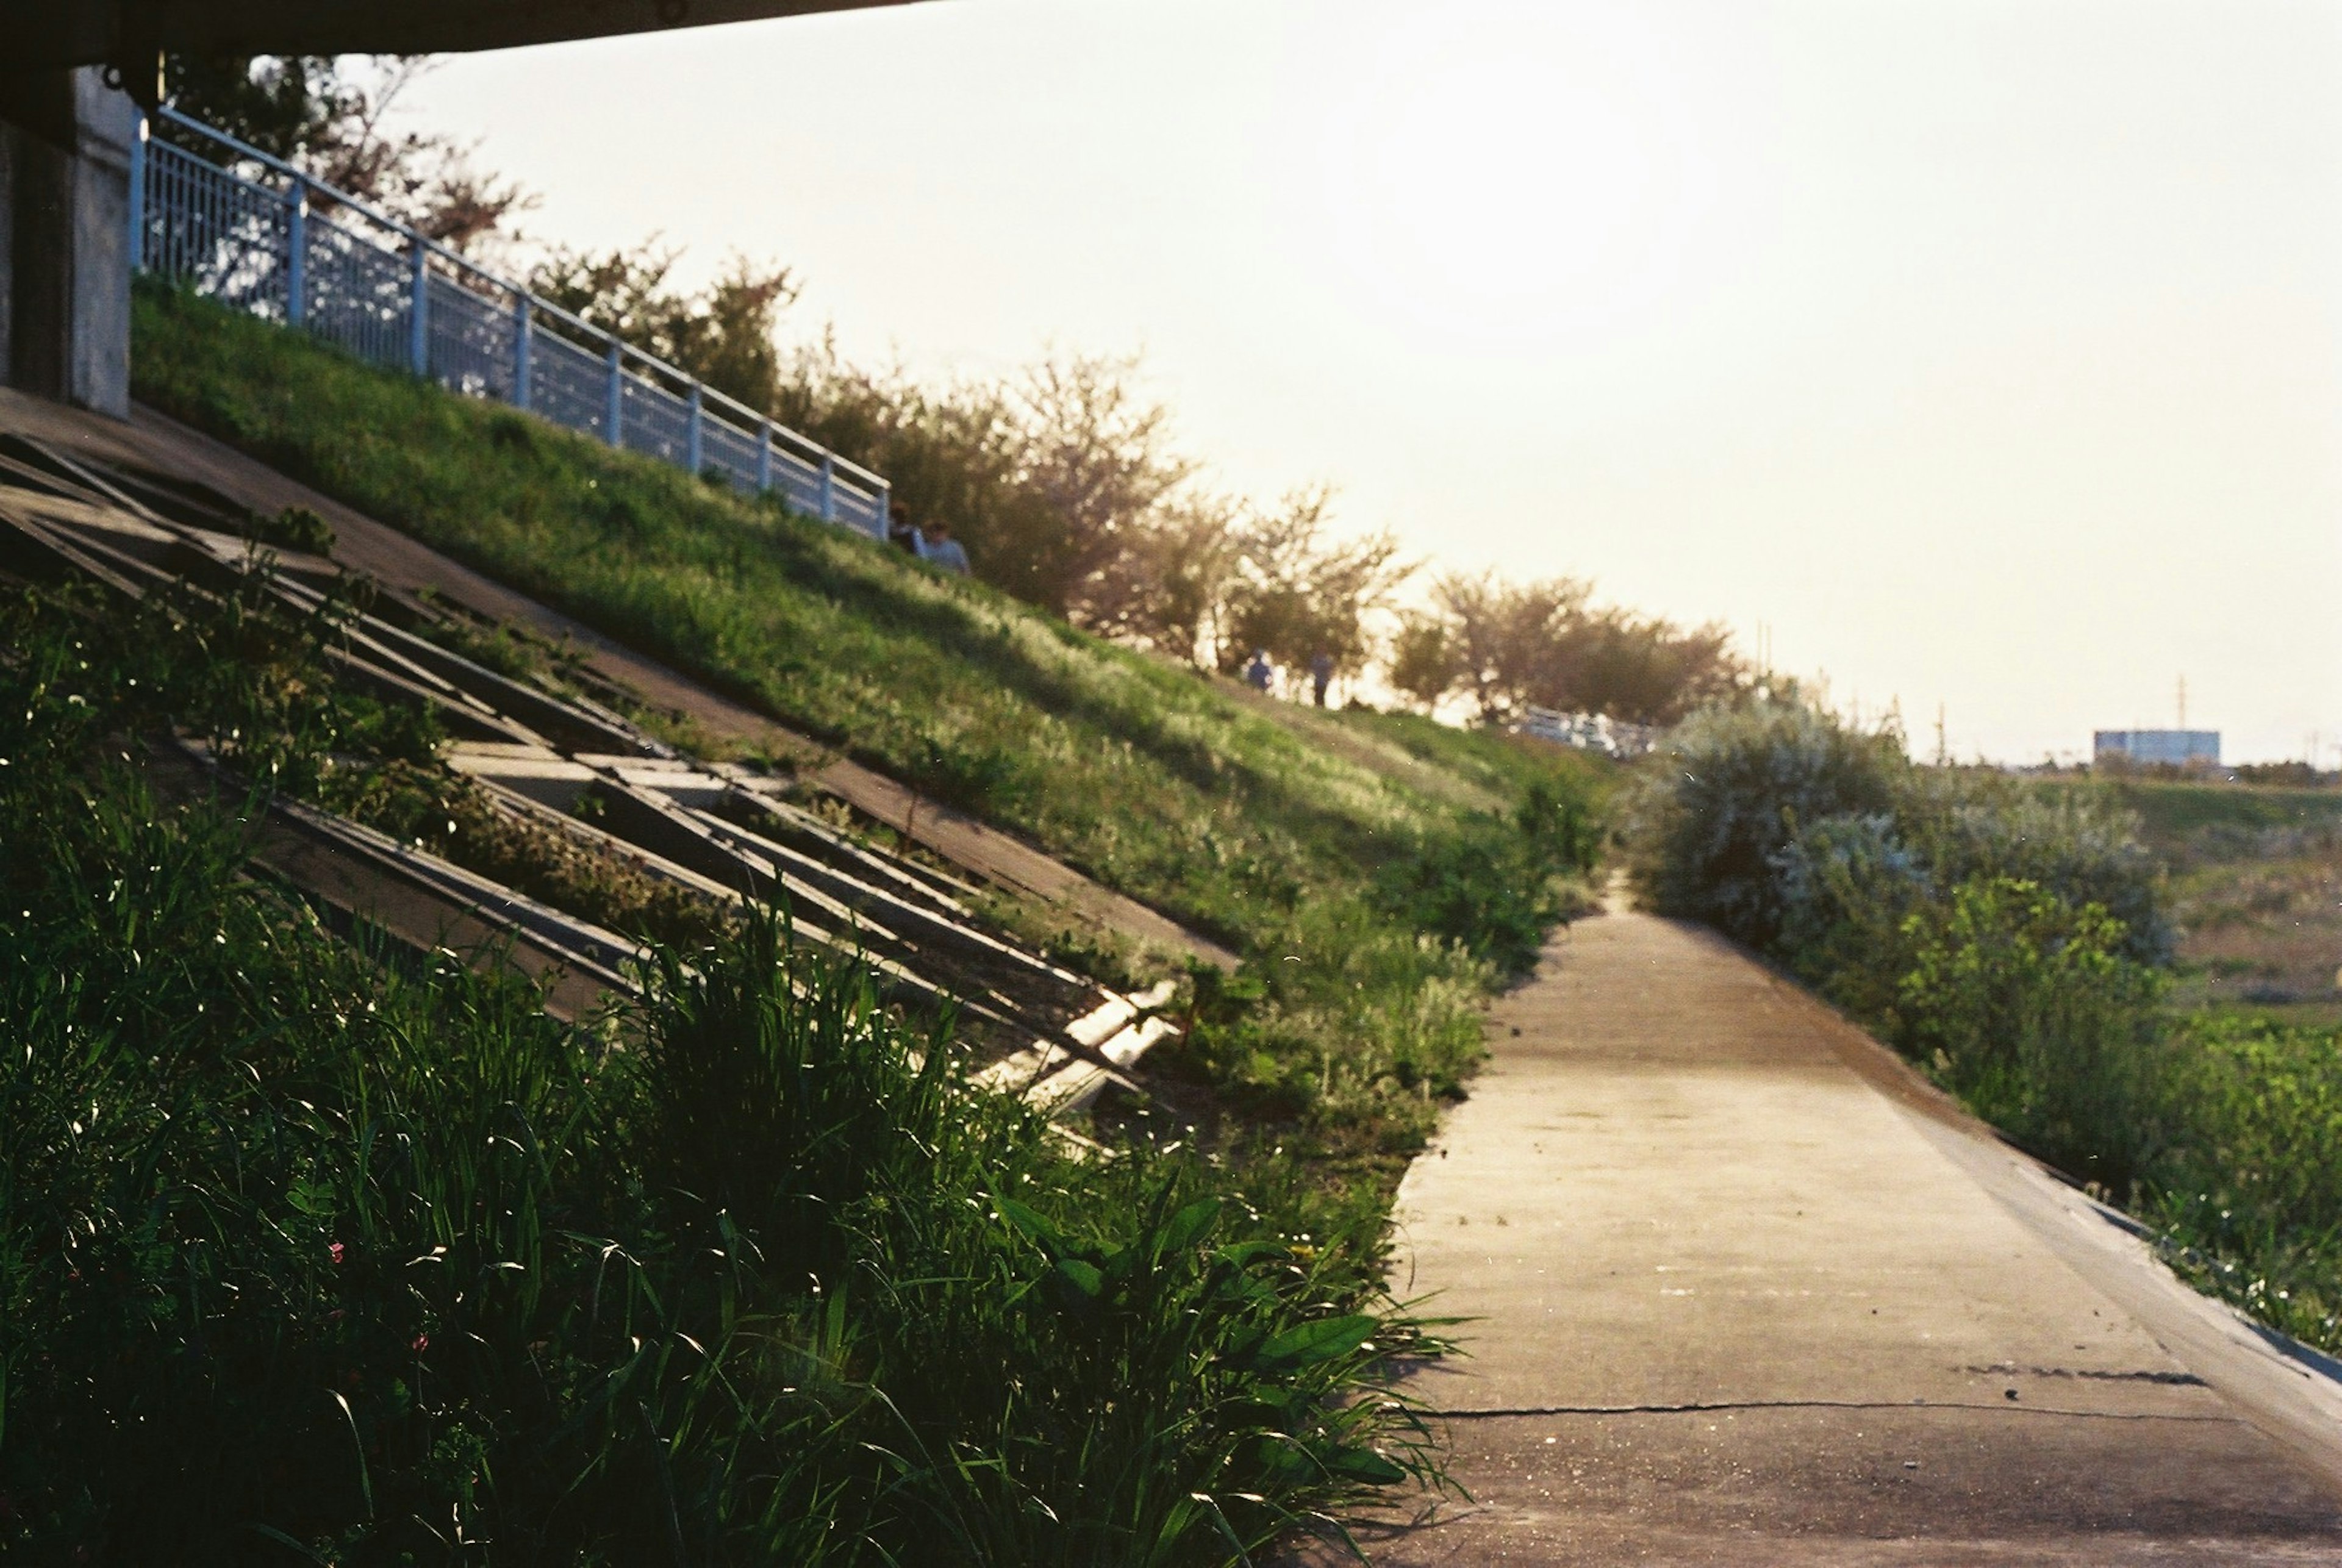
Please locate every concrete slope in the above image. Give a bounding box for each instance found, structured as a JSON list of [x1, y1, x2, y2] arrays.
[[0, 386, 1235, 970], [1367, 909, 2342, 1566]]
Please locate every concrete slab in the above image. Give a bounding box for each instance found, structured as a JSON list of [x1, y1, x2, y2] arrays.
[[1366, 909, 2342, 1564]]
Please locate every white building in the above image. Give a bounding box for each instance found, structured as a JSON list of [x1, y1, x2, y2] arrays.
[[2094, 729, 2220, 767]]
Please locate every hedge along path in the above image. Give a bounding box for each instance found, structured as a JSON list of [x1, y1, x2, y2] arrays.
[[0, 385, 1237, 974], [1358, 901, 2342, 1566]]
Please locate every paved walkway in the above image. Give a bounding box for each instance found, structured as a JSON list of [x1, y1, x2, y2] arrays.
[[1366, 908, 2342, 1565]]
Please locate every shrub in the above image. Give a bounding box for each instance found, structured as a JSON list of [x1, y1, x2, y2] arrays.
[[1372, 779, 1600, 979], [1769, 811, 1932, 1028], [1897, 773, 2170, 965], [1899, 876, 2167, 1184], [1622, 702, 1902, 948]]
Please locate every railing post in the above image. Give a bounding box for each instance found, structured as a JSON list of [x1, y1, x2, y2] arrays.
[[284, 176, 307, 329], [511, 292, 532, 411], [818, 454, 836, 523], [126, 115, 146, 273], [872, 480, 890, 540], [605, 341, 625, 447], [409, 242, 430, 376], [756, 423, 773, 493], [686, 384, 704, 475]]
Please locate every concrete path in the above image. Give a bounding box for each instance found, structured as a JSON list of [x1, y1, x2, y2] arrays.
[[1365, 908, 2342, 1565]]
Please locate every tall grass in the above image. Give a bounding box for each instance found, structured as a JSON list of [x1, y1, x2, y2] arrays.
[[0, 582, 1443, 1563]]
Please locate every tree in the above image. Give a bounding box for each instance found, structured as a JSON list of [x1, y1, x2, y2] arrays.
[[1013, 353, 1196, 620], [529, 246, 799, 411], [1075, 492, 1242, 667], [772, 344, 1065, 600], [1431, 572, 1588, 721], [163, 55, 532, 254], [1409, 573, 1745, 726], [1218, 489, 1408, 687], [1388, 611, 1461, 712], [1550, 609, 1743, 725]]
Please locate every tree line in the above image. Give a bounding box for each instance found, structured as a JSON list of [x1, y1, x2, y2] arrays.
[[168, 55, 1747, 725]]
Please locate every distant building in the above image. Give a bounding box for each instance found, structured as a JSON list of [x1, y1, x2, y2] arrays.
[[2094, 729, 2220, 767]]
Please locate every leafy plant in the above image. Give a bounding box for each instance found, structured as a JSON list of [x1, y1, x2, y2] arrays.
[[1899, 876, 2166, 1185]]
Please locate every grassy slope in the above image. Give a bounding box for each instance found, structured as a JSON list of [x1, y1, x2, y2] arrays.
[[0, 582, 1441, 1562], [2068, 777, 2342, 1024], [134, 286, 1594, 948], [132, 285, 1606, 1171], [2099, 777, 2342, 848]]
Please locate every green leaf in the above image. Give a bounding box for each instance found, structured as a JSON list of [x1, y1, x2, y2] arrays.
[[1325, 1445, 1409, 1484], [1158, 1197, 1221, 1256], [1053, 1256, 1105, 1299], [995, 1195, 1068, 1253], [1258, 1314, 1378, 1368], [1211, 1239, 1287, 1269]]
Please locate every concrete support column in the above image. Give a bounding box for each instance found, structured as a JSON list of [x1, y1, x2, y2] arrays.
[[0, 68, 137, 418]]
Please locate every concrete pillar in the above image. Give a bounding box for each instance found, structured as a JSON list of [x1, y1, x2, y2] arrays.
[[0, 68, 138, 418]]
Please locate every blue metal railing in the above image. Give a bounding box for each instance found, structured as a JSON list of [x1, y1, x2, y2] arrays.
[[130, 107, 891, 539]]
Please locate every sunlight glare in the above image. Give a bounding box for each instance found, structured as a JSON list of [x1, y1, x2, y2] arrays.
[[1281, 6, 1738, 356]]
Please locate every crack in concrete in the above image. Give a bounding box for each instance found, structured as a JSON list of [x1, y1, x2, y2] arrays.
[[1432, 1398, 2240, 1423]]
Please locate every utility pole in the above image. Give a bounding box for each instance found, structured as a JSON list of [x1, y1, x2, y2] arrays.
[[2177, 674, 2188, 731], [1935, 703, 1948, 767]]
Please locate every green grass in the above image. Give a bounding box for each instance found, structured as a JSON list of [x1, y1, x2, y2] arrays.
[[131, 283, 1605, 1173], [0, 576, 1448, 1564], [2085, 777, 2342, 856]]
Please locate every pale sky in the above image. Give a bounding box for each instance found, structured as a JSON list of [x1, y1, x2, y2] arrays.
[[402, 0, 2341, 765]]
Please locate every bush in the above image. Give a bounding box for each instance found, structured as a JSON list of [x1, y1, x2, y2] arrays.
[[1897, 773, 2171, 965], [1372, 779, 1600, 979], [1899, 876, 2166, 1184], [1622, 702, 1902, 948], [1769, 811, 1932, 1028], [2146, 1015, 2342, 1348]]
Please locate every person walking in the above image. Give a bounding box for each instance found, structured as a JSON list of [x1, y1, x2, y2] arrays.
[[1244, 649, 1274, 693], [1310, 649, 1334, 707]]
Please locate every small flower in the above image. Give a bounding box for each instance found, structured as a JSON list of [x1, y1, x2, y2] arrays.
[[329, 1241, 345, 1265], [411, 1333, 429, 1353]]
